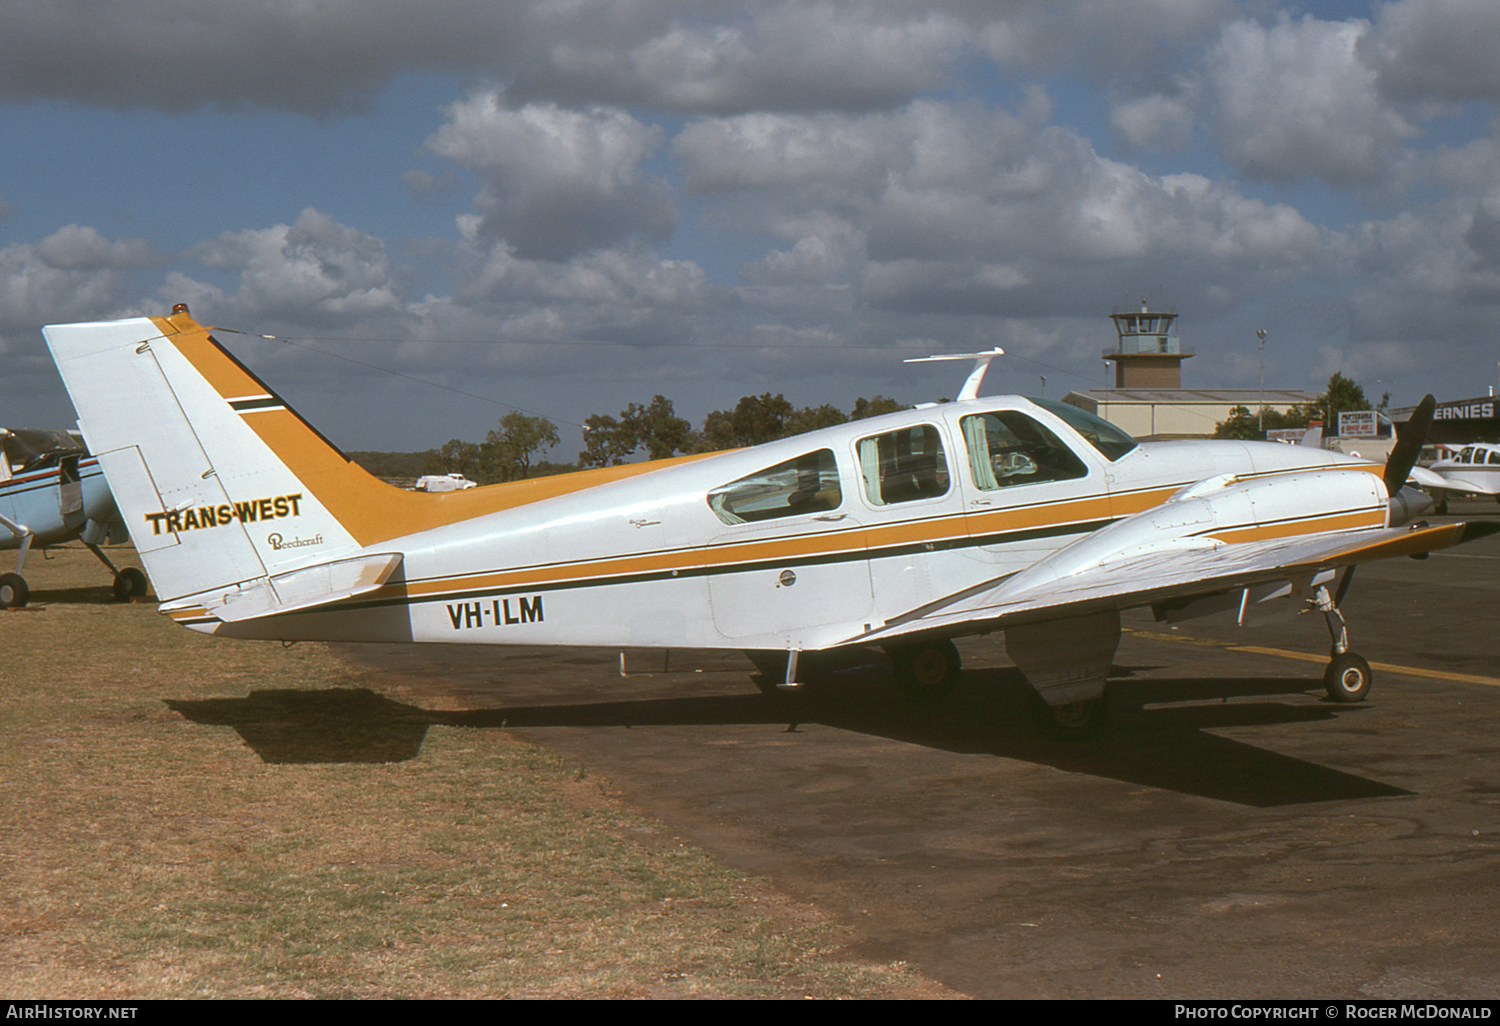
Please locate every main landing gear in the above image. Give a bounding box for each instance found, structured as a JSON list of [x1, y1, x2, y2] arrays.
[[1315, 581, 1372, 703], [0, 563, 148, 609], [0, 522, 150, 610], [885, 638, 962, 704]]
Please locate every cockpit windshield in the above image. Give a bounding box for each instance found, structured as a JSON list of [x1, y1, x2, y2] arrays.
[[1027, 398, 1138, 461]]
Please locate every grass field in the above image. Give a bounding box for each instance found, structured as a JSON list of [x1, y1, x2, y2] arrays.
[[0, 546, 940, 999]]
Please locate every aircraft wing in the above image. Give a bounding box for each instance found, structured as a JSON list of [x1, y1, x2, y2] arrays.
[[1429, 471, 1500, 495], [850, 520, 1498, 645]]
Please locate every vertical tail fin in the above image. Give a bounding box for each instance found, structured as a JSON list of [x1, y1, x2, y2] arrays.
[[43, 308, 387, 610]]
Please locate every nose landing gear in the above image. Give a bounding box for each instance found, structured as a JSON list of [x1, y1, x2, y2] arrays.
[[1315, 583, 1372, 702]]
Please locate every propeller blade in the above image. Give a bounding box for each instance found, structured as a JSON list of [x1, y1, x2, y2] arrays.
[[1333, 565, 1355, 608], [1384, 394, 1435, 496]]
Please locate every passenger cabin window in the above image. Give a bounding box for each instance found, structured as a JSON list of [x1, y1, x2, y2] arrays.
[[856, 424, 950, 506], [1489, 450, 1500, 465], [961, 412, 1087, 490], [708, 449, 841, 525], [1028, 397, 1138, 461]]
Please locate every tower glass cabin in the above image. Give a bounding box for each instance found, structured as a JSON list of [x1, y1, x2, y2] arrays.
[[1103, 302, 1194, 388]]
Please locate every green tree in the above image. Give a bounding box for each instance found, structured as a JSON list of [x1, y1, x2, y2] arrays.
[[1213, 405, 1262, 440], [699, 393, 797, 451], [1213, 403, 1321, 441], [850, 395, 908, 420], [579, 413, 635, 468], [1215, 372, 1371, 440], [784, 403, 848, 437], [428, 438, 484, 478], [579, 395, 692, 466], [485, 411, 559, 481], [692, 393, 914, 453], [1323, 371, 1371, 421], [625, 395, 693, 460]]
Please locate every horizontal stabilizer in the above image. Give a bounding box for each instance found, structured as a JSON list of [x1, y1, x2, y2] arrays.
[[168, 552, 402, 622]]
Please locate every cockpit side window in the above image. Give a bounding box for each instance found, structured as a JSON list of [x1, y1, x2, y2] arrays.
[[855, 424, 950, 506], [708, 449, 842, 525], [961, 412, 1088, 490], [1027, 397, 1138, 461]]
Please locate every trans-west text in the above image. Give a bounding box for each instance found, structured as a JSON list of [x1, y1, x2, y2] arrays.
[[144, 493, 303, 535]]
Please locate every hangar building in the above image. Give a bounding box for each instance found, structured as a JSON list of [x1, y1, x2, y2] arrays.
[[1061, 303, 1321, 441]]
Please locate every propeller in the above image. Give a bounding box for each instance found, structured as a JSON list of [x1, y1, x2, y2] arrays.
[[1384, 393, 1435, 496], [1332, 396, 1436, 612]]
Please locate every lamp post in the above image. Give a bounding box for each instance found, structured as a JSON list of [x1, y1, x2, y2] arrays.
[[1255, 329, 1267, 433]]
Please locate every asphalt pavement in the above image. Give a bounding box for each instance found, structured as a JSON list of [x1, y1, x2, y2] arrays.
[[330, 500, 1500, 999]]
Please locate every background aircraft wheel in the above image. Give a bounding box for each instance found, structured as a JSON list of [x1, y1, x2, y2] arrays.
[[1028, 692, 1107, 739], [1323, 653, 1373, 703], [886, 638, 961, 704], [0, 573, 28, 609], [113, 567, 149, 602]]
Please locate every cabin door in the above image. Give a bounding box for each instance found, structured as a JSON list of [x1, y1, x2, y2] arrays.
[[703, 445, 872, 645]]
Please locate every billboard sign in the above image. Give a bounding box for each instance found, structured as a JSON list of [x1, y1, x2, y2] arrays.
[[1339, 410, 1378, 438]]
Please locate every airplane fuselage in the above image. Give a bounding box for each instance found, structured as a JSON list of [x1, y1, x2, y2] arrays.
[[1431, 443, 1500, 496], [0, 454, 115, 550], [166, 396, 1383, 655]]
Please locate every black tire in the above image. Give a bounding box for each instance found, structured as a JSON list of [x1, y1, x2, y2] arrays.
[[1324, 652, 1373, 703], [0, 573, 28, 609], [113, 567, 149, 601], [1028, 692, 1107, 739], [886, 639, 961, 704]]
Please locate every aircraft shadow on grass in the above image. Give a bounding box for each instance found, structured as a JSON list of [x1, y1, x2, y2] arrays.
[[163, 662, 1411, 808], [23, 582, 144, 606]]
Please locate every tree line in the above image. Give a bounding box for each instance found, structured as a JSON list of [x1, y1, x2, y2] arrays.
[[1213, 372, 1378, 440], [375, 393, 909, 485], [355, 371, 1385, 485]]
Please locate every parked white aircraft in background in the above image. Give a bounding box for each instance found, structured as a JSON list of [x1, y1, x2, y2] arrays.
[[1426, 443, 1500, 513], [0, 426, 145, 607], [42, 307, 1496, 732]]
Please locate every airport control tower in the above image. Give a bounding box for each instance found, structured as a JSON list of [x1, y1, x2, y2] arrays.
[[1103, 301, 1194, 388]]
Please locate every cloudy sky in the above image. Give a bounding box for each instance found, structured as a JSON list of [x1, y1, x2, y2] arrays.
[[3, 0, 1499, 454]]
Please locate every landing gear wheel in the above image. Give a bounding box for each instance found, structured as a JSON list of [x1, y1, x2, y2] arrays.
[[113, 567, 149, 602], [886, 639, 961, 704], [1323, 652, 1373, 703], [1028, 692, 1107, 739], [0, 573, 28, 609]]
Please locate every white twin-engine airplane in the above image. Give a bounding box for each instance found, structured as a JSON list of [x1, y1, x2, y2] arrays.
[[42, 307, 1498, 732]]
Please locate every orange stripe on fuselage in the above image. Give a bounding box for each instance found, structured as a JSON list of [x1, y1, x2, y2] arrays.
[[336, 495, 1118, 608], [151, 312, 718, 547]]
